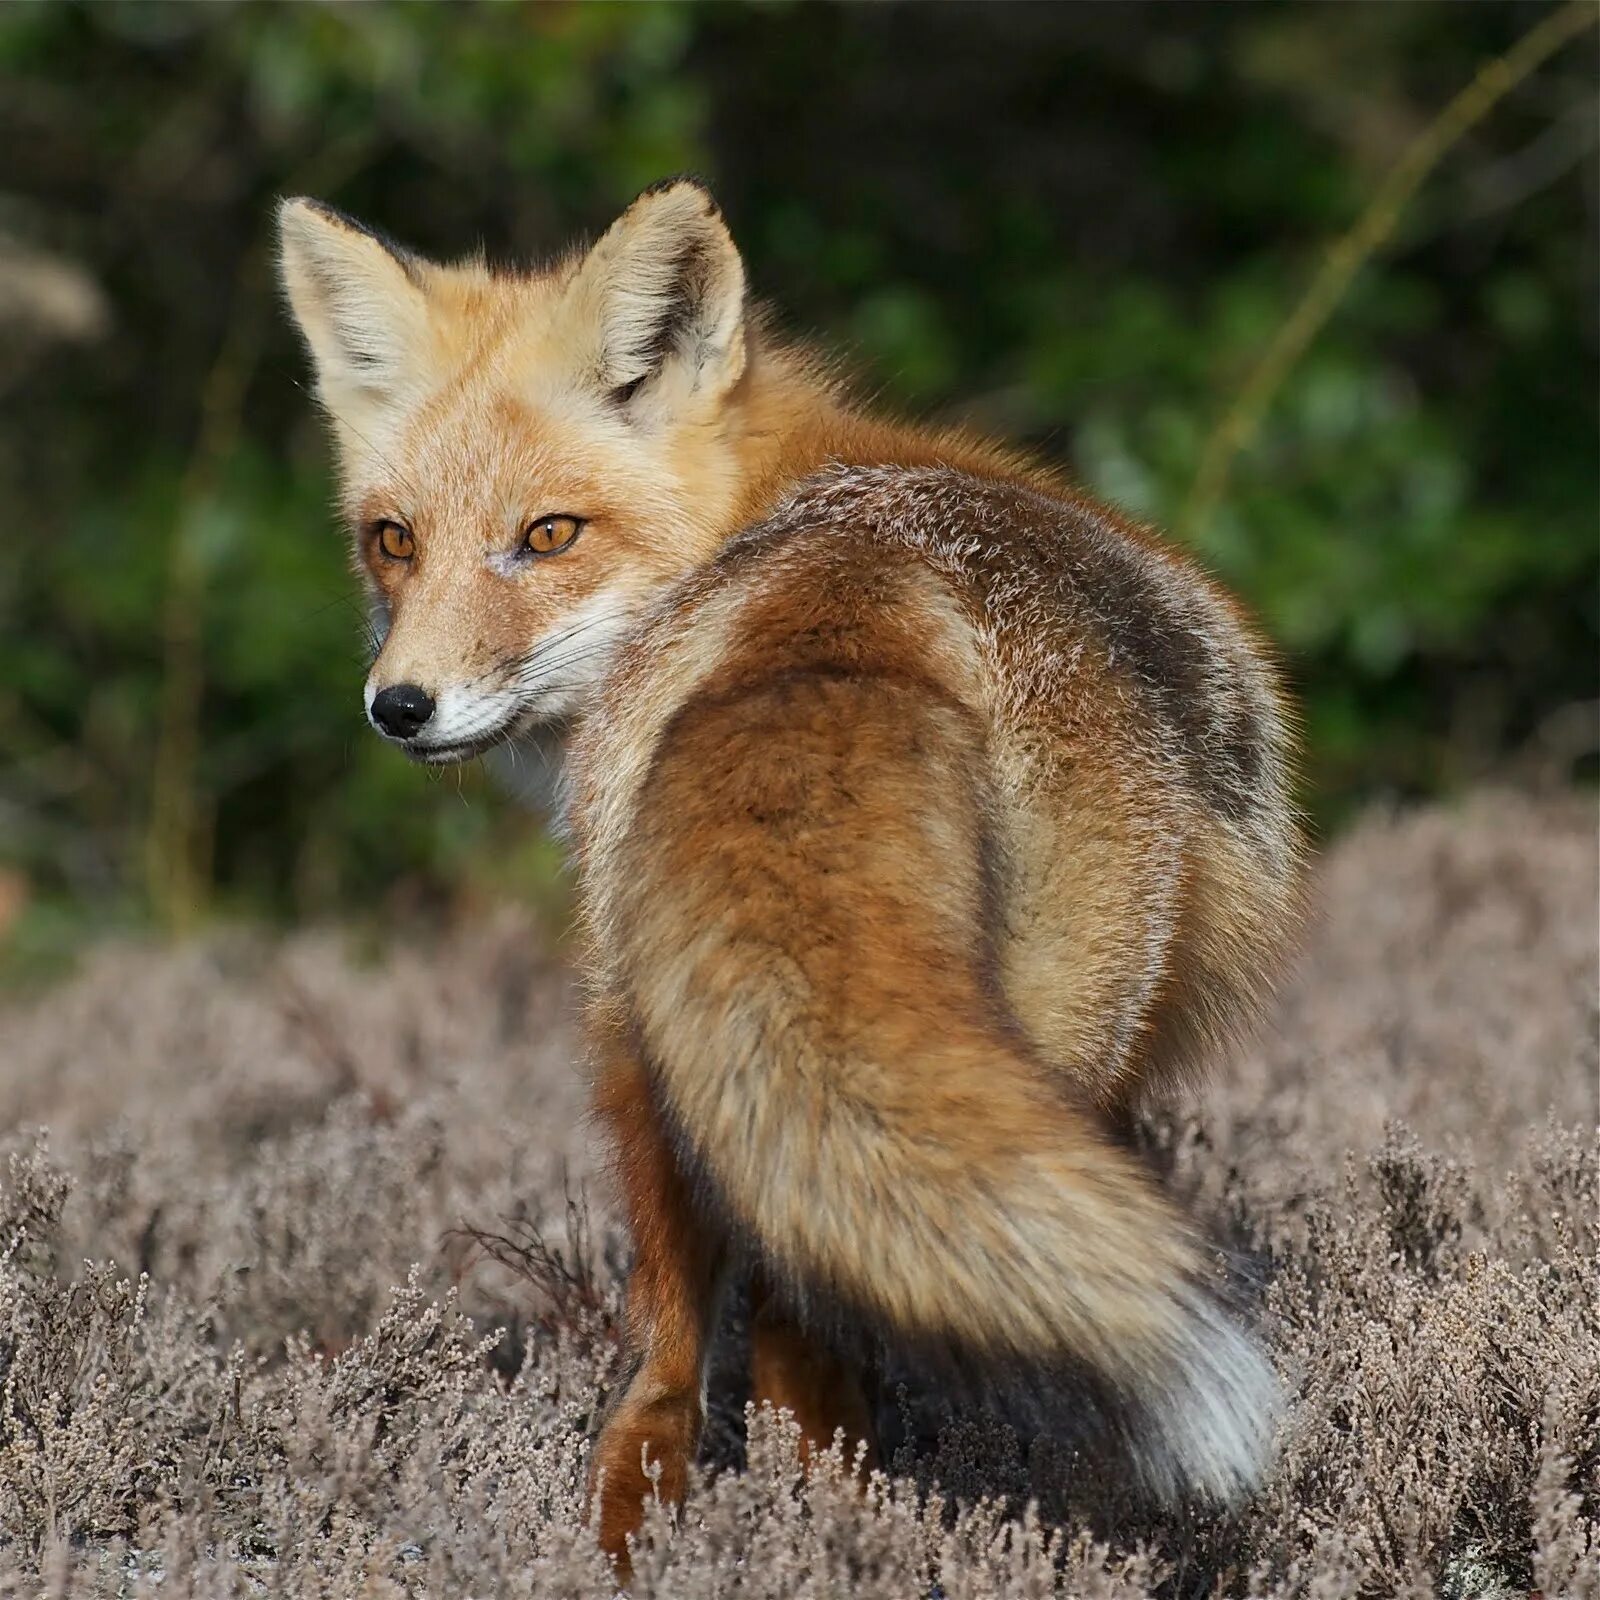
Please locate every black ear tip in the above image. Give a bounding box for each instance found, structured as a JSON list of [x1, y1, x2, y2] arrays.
[[634, 173, 721, 218], [276, 199, 421, 277]]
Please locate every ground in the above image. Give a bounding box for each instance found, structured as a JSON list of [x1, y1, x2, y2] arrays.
[[0, 789, 1595, 1598]]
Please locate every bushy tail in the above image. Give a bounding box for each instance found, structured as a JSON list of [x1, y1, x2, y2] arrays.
[[603, 662, 1278, 1501]]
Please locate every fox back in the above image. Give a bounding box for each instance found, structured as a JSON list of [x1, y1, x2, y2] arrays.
[[575, 462, 1300, 1118]]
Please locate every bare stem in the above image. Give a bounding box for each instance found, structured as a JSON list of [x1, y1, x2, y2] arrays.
[[1182, 0, 1597, 541]]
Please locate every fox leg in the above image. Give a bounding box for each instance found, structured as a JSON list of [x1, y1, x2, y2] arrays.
[[589, 1035, 724, 1571], [749, 1273, 880, 1476]]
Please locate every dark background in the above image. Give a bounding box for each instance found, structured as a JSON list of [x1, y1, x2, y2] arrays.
[[1, 1, 1594, 969]]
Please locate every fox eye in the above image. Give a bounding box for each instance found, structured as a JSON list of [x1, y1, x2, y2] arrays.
[[374, 520, 414, 561], [524, 514, 583, 556]]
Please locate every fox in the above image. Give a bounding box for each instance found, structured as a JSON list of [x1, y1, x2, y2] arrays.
[[277, 177, 1304, 1570]]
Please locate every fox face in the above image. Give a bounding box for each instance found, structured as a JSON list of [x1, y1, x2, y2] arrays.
[[278, 181, 750, 761]]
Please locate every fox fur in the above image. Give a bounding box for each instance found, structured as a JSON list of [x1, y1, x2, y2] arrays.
[[279, 178, 1305, 1560]]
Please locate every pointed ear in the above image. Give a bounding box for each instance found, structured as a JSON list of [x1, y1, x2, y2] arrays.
[[277, 198, 433, 406], [568, 179, 747, 414]]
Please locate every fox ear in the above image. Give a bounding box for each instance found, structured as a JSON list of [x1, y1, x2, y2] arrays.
[[277, 198, 433, 406], [569, 179, 747, 413]]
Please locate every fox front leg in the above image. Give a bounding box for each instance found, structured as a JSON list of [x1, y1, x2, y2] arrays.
[[588, 1037, 725, 1576]]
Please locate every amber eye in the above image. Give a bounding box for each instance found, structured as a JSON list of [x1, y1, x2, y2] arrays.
[[375, 521, 414, 561], [524, 514, 583, 556]]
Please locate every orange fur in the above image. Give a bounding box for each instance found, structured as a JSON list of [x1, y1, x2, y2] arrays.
[[280, 179, 1306, 1573], [587, 1007, 722, 1569]]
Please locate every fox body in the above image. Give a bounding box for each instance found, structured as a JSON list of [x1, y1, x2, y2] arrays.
[[279, 180, 1303, 1568]]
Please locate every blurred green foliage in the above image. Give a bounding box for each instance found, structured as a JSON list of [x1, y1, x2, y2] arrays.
[[0, 1, 1594, 961]]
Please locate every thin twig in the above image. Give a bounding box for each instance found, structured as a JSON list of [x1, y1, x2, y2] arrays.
[[1182, 0, 1597, 540]]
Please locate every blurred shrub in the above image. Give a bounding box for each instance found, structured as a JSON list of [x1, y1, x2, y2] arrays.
[[0, 2, 1593, 951]]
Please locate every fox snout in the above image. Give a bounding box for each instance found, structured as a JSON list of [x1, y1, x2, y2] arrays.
[[361, 671, 519, 763], [368, 683, 435, 741]]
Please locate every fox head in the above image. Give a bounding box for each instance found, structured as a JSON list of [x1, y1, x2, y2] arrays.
[[278, 179, 753, 762]]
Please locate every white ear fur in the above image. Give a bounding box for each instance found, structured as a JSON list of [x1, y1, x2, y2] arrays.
[[568, 179, 747, 413], [277, 198, 433, 407]]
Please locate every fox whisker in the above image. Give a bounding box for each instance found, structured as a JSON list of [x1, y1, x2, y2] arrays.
[[509, 612, 632, 685]]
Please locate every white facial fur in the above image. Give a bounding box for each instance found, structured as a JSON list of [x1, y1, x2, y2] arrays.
[[362, 585, 637, 763]]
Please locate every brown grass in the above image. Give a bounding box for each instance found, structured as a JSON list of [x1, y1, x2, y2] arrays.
[[0, 788, 1595, 1597]]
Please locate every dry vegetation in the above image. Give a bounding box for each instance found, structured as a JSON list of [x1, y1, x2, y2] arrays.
[[1, 789, 1595, 1598]]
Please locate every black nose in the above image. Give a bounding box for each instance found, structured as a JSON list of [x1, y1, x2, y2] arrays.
[[370, 683, 435, 740]]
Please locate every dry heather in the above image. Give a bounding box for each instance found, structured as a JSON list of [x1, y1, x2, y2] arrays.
[[0, 789, 1595, 1598]]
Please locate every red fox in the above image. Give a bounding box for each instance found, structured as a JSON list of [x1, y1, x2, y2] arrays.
[[279, 178, 1304, 1568]]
